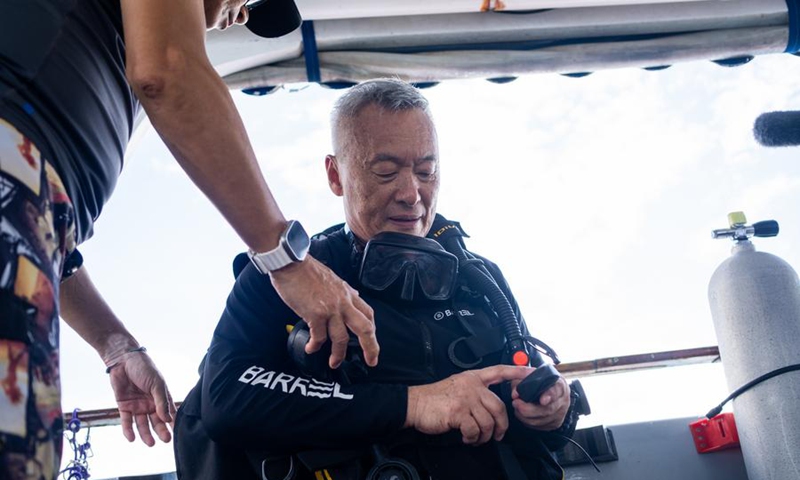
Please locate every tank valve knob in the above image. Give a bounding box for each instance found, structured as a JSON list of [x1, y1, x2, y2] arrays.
[[711, 212, 779, 241]]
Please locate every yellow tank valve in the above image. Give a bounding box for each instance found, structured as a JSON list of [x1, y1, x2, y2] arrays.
[[727, 212, 747, 228]]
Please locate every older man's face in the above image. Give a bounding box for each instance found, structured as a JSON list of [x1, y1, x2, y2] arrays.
[[327, 104, 439, 241]]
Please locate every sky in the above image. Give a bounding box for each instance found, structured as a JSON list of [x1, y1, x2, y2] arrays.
[[57, 52, 800, 477]]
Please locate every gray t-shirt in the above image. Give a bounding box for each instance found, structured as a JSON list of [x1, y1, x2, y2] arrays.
[[0, 0, 138, 244]]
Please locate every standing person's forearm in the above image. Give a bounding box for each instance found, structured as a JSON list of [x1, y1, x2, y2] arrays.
[[122, 0, 285, 253], [120, 0, 380, 368], [59, 267, 140, 362], [133, 63, 286, 252]]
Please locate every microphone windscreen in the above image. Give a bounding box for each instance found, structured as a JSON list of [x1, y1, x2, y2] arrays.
[[754, 111, 800, 147]]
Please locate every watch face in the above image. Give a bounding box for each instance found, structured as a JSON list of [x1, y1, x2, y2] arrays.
[[285, 220, 311, 261]]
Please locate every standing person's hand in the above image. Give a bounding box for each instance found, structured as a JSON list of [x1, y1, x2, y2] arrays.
[[59, 266, 177, 445], [106, 350, 176, 446], [270, 255, 378, 369]]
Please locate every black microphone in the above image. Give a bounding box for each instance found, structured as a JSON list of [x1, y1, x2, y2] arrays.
[[754, 111, 800, 147]]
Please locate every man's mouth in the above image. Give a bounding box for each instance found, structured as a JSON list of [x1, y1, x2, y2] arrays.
[[389, 216, 421, 225]]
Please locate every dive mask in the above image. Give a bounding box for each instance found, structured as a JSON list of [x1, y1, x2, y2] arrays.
[[359, 232, 459, 301]]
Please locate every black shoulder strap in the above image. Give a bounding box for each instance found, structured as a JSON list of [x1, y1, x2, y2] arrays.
[[496, 443, 532, 480]]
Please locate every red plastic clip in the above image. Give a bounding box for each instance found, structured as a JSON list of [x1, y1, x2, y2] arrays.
[[689, 413, 740, 453]]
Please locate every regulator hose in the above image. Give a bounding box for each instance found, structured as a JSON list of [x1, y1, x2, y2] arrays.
[[438, 235, 537, 367]]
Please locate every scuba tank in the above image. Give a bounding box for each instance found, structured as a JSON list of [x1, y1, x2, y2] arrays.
[[708, 212, 800, 480]]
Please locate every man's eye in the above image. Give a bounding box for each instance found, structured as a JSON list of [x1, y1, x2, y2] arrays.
[[375, 171, 397, 179]]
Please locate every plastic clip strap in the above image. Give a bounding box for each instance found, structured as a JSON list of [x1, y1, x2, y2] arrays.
[[524, 335, 561, 365], [786, 0, 800, 53], [302, 21, 321, 83]]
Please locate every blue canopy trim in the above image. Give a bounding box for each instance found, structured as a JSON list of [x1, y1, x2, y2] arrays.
[[787, 0, 800, 53], [302, 21, 321, 83]]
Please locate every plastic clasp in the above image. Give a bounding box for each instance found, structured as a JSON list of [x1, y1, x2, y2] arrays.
[[689, 413, 740, 453]]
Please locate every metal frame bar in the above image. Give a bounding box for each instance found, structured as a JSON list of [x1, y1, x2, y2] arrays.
[[66, 346, 720, 427]]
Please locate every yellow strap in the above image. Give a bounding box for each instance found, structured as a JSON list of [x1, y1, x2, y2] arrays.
[[314, 471, 334, 480]]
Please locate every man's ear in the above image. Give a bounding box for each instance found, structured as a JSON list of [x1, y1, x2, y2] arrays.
[[325, 154, 344, 197]]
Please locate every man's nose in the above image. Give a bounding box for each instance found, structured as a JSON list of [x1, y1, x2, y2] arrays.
[[395, 172, 421, 206], [236, 6, 249, 25]]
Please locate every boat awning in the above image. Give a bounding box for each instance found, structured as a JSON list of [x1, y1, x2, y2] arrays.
[[205, 0, 800, 93]]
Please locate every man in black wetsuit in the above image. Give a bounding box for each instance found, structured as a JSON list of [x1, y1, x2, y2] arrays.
[[0, 1, 379, 478], [174, 79, 580, 479]]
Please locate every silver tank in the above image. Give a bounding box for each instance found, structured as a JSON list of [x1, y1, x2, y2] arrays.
[[708, 235, 800, 480]]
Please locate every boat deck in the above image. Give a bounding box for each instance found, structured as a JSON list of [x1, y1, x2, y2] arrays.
[[97, 417, 748, 480]]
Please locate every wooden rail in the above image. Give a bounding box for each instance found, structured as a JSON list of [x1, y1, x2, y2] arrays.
[[557, 345, 720, 379]]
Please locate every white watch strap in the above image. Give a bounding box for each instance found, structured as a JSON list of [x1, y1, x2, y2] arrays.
[[249, 243, 293, 273]]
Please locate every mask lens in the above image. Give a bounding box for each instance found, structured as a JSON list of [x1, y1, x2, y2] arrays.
[[360, 235, 458, 301], [360, 245, 422, 290], [414, 254, 458, 299]]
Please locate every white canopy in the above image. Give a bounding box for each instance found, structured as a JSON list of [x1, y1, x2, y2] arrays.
[[205, 0, 797, 91]]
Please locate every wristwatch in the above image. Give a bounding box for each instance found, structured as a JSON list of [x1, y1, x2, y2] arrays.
[[248, 220, 310, 274]]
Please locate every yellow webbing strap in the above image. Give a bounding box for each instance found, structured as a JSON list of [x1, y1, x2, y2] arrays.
[[314, 470, 334, 480]]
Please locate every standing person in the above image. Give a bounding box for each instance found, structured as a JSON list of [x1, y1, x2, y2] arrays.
[[0, 0, 378, 478]]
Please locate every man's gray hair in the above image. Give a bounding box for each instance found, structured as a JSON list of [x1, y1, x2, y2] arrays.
[[331, 79, 432, 157]]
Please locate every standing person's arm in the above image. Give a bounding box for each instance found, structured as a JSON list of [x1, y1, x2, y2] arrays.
[[119, 0, 378, 368], [59, 267, 175, 446]]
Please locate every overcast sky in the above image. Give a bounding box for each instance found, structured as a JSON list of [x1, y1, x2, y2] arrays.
[[58, 52, 800, 477]]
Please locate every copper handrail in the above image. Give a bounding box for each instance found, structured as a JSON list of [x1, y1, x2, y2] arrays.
[[64, 346, 721, 427]]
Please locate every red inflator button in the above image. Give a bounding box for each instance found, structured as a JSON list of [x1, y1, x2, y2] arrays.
[[512, 351, 529, 366], [689, 413, 740, 453]]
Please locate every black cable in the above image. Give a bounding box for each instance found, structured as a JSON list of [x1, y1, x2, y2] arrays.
[[553, 434, 601, 473], [706, 363, 800, 418]]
